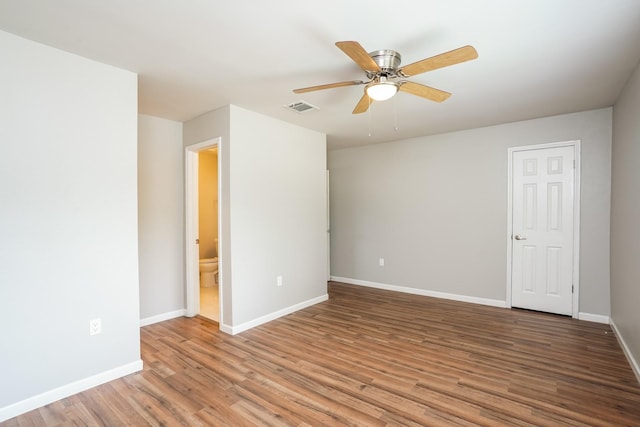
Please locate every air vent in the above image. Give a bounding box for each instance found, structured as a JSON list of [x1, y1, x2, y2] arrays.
[[285, 101, 319, 113]]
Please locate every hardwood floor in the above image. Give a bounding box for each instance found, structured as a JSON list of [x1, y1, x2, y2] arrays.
[[5, 282, 640, 426]]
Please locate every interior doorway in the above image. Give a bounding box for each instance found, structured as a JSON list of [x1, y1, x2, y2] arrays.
[[197, 147, 219, 321], [506, 140, 581, 317], [185, 138, 222, 324]]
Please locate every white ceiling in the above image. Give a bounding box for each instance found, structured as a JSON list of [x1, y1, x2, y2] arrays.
[[1, 0, 639, 150]]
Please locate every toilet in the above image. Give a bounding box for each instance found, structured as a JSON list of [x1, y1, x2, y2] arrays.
[[199, 238, 219, 288], [199, 257, 218, 288]]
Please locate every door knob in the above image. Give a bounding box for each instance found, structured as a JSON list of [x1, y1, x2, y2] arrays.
[[514, 234, 527, 240], [195, 239, 200, 244]]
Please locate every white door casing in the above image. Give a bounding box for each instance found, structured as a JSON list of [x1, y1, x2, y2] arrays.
[[507, 141, 580, 317], [185, 137, 221, 319], [326, 170, 331, 280]]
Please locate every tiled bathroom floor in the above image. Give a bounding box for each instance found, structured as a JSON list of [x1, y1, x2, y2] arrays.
[[200, 284, 219, 322]]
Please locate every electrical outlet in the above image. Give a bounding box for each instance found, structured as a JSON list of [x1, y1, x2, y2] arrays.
[[89, 318, 102, 336], [277, 275, 283, 287], [379, 258, 385, 266]]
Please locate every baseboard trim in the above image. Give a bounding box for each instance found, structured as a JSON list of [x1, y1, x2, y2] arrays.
[[224, 294, 329, 335], [219, 323, 234, 335], [331, 276, 506, 308], [140, 309, 186, 327], [577, 312, 610, 324], [0, 359, 143, 422], [610, 319, 640, 384]]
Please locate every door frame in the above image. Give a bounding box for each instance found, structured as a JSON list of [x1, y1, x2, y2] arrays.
[[185, 137, 222, 319], [326, 170, 331, 280], [506, 140, 581, 318]]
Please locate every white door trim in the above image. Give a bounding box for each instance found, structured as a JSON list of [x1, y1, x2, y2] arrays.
[[185, 137, 221, 318], [326, 170, 331, 280], [506, 140, 581, 318]]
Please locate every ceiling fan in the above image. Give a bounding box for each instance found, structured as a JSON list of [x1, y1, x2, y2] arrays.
[[293, 41, 478, 114]]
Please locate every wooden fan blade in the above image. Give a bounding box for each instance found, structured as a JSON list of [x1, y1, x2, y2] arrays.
[[336, 41, 381, 72], [398, 81, 451, 102], [399, 45, 478, 77], [352, 93, 373, 114], [293, 80, 365, 94]]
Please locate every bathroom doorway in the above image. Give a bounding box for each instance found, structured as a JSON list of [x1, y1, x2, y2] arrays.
[[185, 137, 222, 324], [197, 146, 219, 321]]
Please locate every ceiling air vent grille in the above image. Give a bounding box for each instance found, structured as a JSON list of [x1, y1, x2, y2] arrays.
[[285, 101, 319, 113]]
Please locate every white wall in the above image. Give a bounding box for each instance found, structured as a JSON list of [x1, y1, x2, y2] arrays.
[[0, 31, 141, 421], [138, 115, 185, 322], [611, 60, 640, 376], [184, 105, 328, 330], [329, 108, 612, 317], [229, 106, 328, 326], [184, 106, 233, 324]]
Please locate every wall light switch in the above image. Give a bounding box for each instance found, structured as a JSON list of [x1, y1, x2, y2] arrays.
[[277, 275, 283, 287], [379, 258, 385, 266]]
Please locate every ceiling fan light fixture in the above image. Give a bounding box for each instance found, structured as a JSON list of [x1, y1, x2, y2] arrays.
[[293, 41, 478, 114], [366, 81, 398, 101]]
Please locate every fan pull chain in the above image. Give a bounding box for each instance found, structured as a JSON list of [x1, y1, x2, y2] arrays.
[[393, 95, 398, 132], [368, 96, 372, 137]]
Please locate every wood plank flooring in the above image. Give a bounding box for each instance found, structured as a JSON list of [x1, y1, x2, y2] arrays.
[[4, 282, 640, 426]]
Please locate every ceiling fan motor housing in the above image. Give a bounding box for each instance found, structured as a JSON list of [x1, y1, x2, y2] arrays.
[[368, 50, 401, 76]]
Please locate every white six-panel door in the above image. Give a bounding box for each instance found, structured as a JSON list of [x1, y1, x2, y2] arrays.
[[511, 145, 576, 315]]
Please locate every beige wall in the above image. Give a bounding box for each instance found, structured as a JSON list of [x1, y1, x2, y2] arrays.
[[611, 60, 640, 376], [329, 108, 612, 318], [198, 149, 218, 259]]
